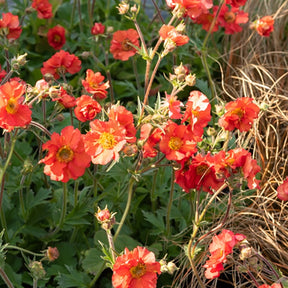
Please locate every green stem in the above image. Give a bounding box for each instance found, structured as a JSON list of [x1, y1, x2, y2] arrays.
[[6, 245, 44, 257], [74, 180, 79, 207], [0, 267, 14, 288], [33, 278, 37, 288], [106, 229, 116, 262], [70, 0, 77, 30], [166, 169, 175, 237], [19, 175, 27, 220], [114, 178, 135, 241], [151, 170, 158, 212], [88, 262, 106, 288], [77, 0, 83, 34], [49, 182, 68, 236], [187, 183, 228, 287]]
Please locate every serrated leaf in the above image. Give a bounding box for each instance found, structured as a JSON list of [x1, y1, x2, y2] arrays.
[[142, 210, 165, 231], [25, 188, 52, 210], [82, 248, 105, 274]]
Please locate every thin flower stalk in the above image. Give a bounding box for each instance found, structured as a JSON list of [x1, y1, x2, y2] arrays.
[[114, 178, 135, 241], [0, 267, 14, 288], [166, 169, 175, 237]]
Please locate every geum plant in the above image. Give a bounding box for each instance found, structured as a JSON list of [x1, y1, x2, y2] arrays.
[[0, 0, 284, 287]]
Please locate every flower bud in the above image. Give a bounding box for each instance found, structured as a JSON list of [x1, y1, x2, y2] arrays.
[[185, 74, 196, 86], [95, 207, 116, 230], [117, 2, 129, 15], [28, 261, 46, 280], [45, 247, 59, 262]]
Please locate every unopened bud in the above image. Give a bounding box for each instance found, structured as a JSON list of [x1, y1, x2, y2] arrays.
[[80, 51, 92, 59], [185, 74, 196, 86], [21, 159, 33, 175], [117, 2, 129, 15], [43, 73, 54, 83], [95, 207, 116, 230], [130, 4, 138, 13], [122, 143, 138, 157], [29, 261, 46, 280]]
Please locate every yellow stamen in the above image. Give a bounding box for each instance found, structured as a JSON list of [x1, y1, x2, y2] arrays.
[[56, 145, 74, 163], [99, 132, 116, 150]]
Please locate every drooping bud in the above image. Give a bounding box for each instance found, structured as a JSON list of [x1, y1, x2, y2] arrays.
[[45, 247, 59, 262]]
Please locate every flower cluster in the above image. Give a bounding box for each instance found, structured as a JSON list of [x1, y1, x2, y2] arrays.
[[0, 12, 22, 41], [203, 229, 246, 279]]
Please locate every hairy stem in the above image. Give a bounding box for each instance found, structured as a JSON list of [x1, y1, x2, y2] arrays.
[[114, 178, 135, 241], [0, 267, 14, 288]]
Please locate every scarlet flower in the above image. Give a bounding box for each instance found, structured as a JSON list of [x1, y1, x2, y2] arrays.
[[166, 0, 213, 20], [112, 246, 161, 288], [276, 177, 288, 201], [52, 87, 76, 108], [140, 124, 163, 158], [224, 148, 261, 189], [182, 90, 211, 138], [204, 229, 246, 279], [252, 16, 274, 37], [110, 29, 140, 61], [39, 126, 91, 182], [159, 121, 197, 161], [164, 93, 184, 119], [0, 12, 22, 40], [32, 0, 53, 19], [41, 50, 82, 80], [258, 284, 282, 288], [0, 64, 7, 82], [82, 69, 109, 100], [91, 22, 105, 35], [74, 95, 101, 122], [83, 119, 127, 165], [225, 0, 247, 8], [159, 25, 189, 47], [0, 80, 32, 132], [194, 11, 219, 33], [47, 25, 66, 50], [108, 105, 136, 143], [218, 97, 260, 132], [175, 153, 224, 193], [217, 5, 249, 34]]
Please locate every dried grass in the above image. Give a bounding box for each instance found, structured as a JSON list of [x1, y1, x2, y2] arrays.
[[220, 0, 288, 285]]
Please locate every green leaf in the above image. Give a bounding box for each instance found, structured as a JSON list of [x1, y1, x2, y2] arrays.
[[142, 210, 165, 232], [25, 188, 52, 211], [82, 248, 105, 275]]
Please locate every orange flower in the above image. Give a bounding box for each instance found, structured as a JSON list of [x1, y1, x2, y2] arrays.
[[51, 87, 76, 108], [110, 29, 140, 61], [165, 0, 213, 20], [112, 246, 161, 288], [74, 95, 101, 122], [181, 90, 211, 139], [108, 105, 136, 143], [164, 93, 184, 119], [140, 124, 163, 158], [225, 0, 247, 7], [39, 126, 91, 182], [252, 16, 274, 37], [83, 119, 127, 165], [258, 284, 282, 288], [47, 25, 66, 50], [91, 22, 105, 35], [0, 12, 22, 40], [194, 11, 219, 33], [41, 50, 81, 80], [277, 177, 288, 201], [218, 5, 249, 34], [159, 121, 197, 161], [0, 80, 32, 132], [82, 69, 109, 100], [175, 153, 224, 194], [159, 25, 189, 46], [204, 230, 246, 279], [218, 97, 259, 132], [0, 64, 7, 82], [32, 0, 53, 19]]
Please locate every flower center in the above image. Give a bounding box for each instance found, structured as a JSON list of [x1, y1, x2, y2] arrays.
[[56, 145, 74, 163], [130, 262, 146, 279], [6, 98, 19, 114], [121, 39, 132, 51], [231, 107, 244, 118], [224, 12, 236, 23], [54, 34, 61, 43], [196, 164, 209, 176], [168, 137, 183, 150], [99, 132, 116, 150]]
